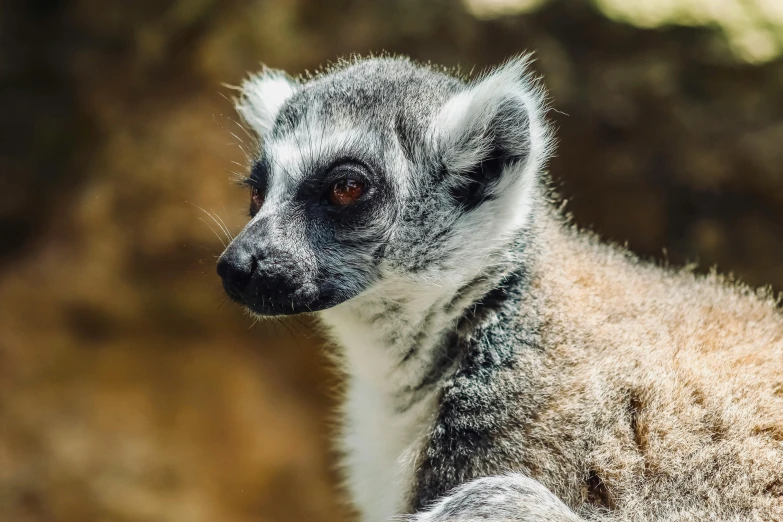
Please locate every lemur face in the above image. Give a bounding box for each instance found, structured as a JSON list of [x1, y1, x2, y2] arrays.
[[217, 57, 551, 316]]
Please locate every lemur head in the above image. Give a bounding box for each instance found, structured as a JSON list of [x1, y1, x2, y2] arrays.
[[217, 56, 552, 316]]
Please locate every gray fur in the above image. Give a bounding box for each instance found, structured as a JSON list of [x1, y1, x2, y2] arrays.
[[407, 474, 581, 522], [219, 55, 783, 522]]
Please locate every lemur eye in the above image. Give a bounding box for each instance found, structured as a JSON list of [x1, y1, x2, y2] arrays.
[[328, 178, 365, 206], [250, 186, 264, 212]]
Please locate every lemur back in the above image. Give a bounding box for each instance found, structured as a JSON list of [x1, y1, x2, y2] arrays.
[[414, 211, 783, 520], [217, 56, 783, 521]]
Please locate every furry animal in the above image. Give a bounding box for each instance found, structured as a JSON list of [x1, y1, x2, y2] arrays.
[[216, 55, 783, 521]]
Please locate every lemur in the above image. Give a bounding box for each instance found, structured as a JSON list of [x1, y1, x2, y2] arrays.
[[216, 56, 783, 521]]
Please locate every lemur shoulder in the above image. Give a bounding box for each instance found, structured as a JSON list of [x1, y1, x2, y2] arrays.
[[216, 55, 783, 521]]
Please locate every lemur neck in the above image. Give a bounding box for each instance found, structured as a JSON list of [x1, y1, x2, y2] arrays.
[[318, 242, 531, 404]]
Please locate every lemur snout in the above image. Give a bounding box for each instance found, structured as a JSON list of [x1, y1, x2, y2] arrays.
[[216, 246, 254, 300], [217, 230, 331, 316]]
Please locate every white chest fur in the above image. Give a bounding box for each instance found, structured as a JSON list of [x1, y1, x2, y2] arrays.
[[340, 375, 438, 521], [319, 292, 453, 522]]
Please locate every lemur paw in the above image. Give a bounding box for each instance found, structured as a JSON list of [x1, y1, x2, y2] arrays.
[[405, 474, 582, 521]]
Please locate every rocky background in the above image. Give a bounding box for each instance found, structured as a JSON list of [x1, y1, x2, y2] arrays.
[[1, 1, 782, 521]]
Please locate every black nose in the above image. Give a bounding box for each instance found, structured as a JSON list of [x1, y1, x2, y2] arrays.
[[217, 248, 255, 300]]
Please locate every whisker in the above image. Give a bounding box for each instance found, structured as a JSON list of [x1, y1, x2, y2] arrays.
[[197, 217, 227, 249], [213, 113, 245, 145], [213, 116, 253, 160], [213, 211, 234, 241], [218, 203, 236, 241], [277, 318, 302, 350], [217, 92, 260, 145], [248, 316, 260, 330], [188, 201, 232, 245], [226, 158, 247, 169]]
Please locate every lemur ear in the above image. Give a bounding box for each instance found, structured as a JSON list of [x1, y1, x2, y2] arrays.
[[235, 67, 298, 137], [432, 57, 551, 211]]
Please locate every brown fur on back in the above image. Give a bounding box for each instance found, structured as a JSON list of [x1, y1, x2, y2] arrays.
[[520, 212, 783, 520]]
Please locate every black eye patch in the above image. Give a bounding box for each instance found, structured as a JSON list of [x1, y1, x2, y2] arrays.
[[241, 158, 270, 194], [248, 159, 270, 187], [240, 158, 271, 216], [295, 158, 372, 201], [292, 156, 393, 231]]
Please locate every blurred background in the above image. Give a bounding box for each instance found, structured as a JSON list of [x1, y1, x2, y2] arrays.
[[1, 0, 782, 521]]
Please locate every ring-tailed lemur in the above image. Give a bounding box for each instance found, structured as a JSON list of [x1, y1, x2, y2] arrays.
[[217, 56, 783, 521]]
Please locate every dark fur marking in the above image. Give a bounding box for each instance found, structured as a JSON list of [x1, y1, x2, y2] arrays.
[[448, 142, 504, 213], [764, 478, 783, 496], [394, 330, 464, 414], [395, 112, 420, 165], [409, 267, 541, 511], [447, 97, 531, 212], [585, 470, 616, 510], [708, 412, 728, 443], [395, 271, 528, 415], [628, 391, 647, 454], [752, 425, 783, 442], [397, 307, 439, 366], [271, 100, 307, 138], [443, 276, 490, 314]]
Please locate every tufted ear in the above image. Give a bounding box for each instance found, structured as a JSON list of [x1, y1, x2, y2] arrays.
[[235, 67, 298, 137], [432, 57, 552, 212]]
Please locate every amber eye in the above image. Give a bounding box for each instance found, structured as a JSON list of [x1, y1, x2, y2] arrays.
[[328, 178, 365, 206], [250, 186, 264, 211]]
